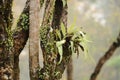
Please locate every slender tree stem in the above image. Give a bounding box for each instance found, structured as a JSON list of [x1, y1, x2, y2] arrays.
[[90, 33, 120, 80], [29, 0, 40, 80]]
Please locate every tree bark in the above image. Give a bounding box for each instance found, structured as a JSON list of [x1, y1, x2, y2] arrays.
[[0, 0, 30, 79], [29, 0, 40, 80], [67, 57, 73, 80], [0, 0, 14, 80], [13, 0, 30, 79], [90, 32, 120, 80], [39, 0, 73, 80]]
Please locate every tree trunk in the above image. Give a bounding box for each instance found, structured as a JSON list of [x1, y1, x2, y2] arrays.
[[0, 0, 30, 79], [0, 0, 14, 80], [29, 0, 40, 80], [13, 0, 30, 79], [67, 57, 73, 80], [39, 0, 73, 80]]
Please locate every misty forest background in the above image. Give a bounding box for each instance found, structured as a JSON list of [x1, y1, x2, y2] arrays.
[[12, 0, 120, 80]]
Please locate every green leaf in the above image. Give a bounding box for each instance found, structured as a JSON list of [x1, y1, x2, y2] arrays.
[[57, 45, 63, 64], [61, 23, 66, 37], [56, 40, 66, 47], [71, 33, 79, 40], [79, 31, 85, 37], [78, 44, 84, 51], [68, 24, 75, 34], [70, 41, 74, 54], [79, 42, 88, 59], [56, 40, 66, 64], [81, 34, 92, 42], [56, 29, 61, 40], [67, 17, 79, 34], [62, 0, 66, 7]]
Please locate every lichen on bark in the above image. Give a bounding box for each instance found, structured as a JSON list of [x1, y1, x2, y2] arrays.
[[38, 0, 72, 80]]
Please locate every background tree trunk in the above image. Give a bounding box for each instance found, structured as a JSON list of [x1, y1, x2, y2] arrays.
[[67, 57, 73, 80], [90, 32, 120, 80]]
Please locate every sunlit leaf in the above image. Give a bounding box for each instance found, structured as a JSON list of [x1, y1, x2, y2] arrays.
[[82, 35, 92, 42], [79, 42, 88, 59], [70, 41, 74, 54], [56, 40, 66, 47], [67, 18, 79, 34], [71, 33, 77, 40], [62, 0, 66, 7], [68, 23, 75, 34], [56, 40, 66, 64], [79, 31, 85, 37], [56, 29, 61, 40], [57, 45, 63, 64], [61, 23, 66, 37]]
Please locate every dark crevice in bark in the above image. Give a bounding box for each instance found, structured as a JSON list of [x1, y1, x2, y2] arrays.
[[90, 32, 120, 80], [52, 0, 63, 29]]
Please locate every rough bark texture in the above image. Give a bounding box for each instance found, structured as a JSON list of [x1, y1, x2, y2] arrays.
[[13, 0, 29, 79], [0, 0, 29, 80], [52, 0, 63, 29], [54, 1, 72, 79], [0, 0, 72, 80], [67, 57, 73, 80], [39, 0, 72, 80], [90, 32, 120, 80], [29, 0, 40, 80], [0, 0, 14, 80], [39, 0, 56, 80]]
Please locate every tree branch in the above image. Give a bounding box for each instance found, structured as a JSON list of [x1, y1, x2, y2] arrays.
[[12, 0, 29, 80], [13, 0, 29, 57], [90, 32, 120, 80]]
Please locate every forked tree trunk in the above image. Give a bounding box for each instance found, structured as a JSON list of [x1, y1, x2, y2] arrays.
[[0, 0, 29, 80], [0, 0, 74, 80]]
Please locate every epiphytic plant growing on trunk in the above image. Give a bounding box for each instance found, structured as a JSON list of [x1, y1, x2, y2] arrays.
[[0, 0, 89, 80]]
